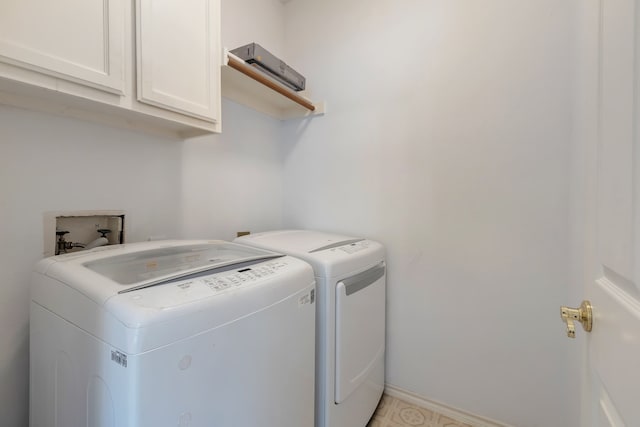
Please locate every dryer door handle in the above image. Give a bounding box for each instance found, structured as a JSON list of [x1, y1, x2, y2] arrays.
[[340, 263, 386, 296]]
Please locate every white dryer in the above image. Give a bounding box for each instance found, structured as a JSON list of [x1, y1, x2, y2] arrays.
[[30, 240, 316, 427], [235, 230, 386, 427]]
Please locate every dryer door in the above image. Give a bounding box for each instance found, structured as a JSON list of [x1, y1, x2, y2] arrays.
[[334, 262, 386, 404]]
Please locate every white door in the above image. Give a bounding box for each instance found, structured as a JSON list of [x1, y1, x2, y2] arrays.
[[578, 0, 640, 425]]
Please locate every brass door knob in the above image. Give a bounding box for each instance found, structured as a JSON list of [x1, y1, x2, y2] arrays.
[[560, 300, 592, 338]]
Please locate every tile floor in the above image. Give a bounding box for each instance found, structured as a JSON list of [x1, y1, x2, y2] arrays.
[[368, 394, 473, 427]]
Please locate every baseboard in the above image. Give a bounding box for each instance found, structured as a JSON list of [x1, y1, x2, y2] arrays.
[[384, 384, 514, 427]]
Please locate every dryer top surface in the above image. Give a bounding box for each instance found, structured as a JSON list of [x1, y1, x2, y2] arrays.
[[235, 230, 385, 277]]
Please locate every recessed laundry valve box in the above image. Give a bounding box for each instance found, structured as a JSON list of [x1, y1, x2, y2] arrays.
[[43, 210, 125, 257]]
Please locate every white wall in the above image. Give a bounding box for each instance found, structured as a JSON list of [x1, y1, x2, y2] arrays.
[[282, 1, 576, 425], [0, 106, 183, 426], [180, 0, 286, 241], [181, 99, 285, 240], [221, 0, 285, 58]]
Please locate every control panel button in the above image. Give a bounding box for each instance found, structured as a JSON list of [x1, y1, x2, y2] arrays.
[[203, 260, 287, 294]]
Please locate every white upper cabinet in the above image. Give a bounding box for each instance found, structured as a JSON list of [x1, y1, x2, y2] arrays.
[[136, 0, 219, 122], [0, 0, 221, 137], [0, 0, 126, 94]]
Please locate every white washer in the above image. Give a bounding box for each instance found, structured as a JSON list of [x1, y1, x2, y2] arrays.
[[235, 230, 386, 427], [30, 240, 316, 427]]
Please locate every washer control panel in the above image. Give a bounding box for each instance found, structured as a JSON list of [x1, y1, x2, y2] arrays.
[[125, 259, 293, 310], [203, 260, 289, 294], [337, 240, 371, 255]]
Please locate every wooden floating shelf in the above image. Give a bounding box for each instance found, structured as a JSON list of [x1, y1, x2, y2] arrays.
[[221, 50, 325, 120]]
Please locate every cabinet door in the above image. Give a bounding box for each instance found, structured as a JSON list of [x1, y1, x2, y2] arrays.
[[136, 0, 220, 123], [0, 0, 126, 94]]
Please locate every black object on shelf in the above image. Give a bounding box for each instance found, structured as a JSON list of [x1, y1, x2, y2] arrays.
[[230, 43, 306, 92]]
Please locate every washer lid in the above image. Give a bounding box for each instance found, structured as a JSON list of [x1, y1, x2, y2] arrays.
[[84, 242, 281, 292], [38, 240, 283, 304]]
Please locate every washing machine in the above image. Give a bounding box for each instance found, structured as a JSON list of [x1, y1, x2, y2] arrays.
[[30, 240, 316, 427], [235, 230, 385, 427]]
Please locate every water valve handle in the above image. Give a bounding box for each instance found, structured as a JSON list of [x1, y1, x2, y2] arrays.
[[97, 229, 111, 238], [55, 231, 70, 255]]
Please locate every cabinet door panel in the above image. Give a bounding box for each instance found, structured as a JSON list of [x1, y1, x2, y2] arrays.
[[136, 0, 220, 122], [0, 0, 126, 94]]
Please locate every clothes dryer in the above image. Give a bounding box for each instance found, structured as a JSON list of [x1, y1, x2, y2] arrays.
[[30, 240, 316, 427], [235, 230, 385, 427]]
